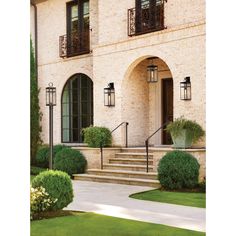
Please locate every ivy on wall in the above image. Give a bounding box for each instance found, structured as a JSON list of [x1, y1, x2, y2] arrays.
[[30, 38, 42, 164]]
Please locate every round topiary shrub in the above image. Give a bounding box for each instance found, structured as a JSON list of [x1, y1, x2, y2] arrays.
[[83, 126, 112, 148], [31, 170, 73, 210], [36, 145, 49, 168], [158, 150, 200, 190], [54, 148, 87, 176], [36, 144, 67, 168]]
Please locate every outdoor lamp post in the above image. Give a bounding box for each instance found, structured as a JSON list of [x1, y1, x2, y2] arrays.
[[104, 82, 115, 106], [180, 76, 191, 100], [147, 57, 158, 83], [46, 83, 56, 169]]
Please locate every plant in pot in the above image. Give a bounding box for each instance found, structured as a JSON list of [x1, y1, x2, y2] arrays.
[[166, 117, 205, 148]]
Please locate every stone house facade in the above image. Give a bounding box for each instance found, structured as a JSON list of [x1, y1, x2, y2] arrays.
[[31, 0, 205, 148]]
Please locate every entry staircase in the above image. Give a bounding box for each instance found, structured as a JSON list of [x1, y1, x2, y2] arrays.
[[73, 148, 161, 188]]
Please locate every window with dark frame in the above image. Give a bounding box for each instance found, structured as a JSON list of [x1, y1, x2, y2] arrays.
[[66, 0, 90, 57], [62, 74, 93, 143], [128, 0, 164, 36]]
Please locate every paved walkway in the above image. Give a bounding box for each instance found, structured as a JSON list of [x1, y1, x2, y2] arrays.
[[65, 181, 206, 232]]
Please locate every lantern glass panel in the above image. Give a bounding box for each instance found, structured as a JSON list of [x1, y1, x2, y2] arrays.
[[46, 86, 57, 106], [52, 88, 56, 105], [109, 89, 115, 106], [186, 84, 191, 100], [147, 65, 158, 83], [46, 88, 50, 105], [104, 87, 115, 106], [180, 82, 191, 100]]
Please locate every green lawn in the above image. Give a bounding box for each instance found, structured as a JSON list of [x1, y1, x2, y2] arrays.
[[31, 212, 205, 236], [130, 189, 206, 208]]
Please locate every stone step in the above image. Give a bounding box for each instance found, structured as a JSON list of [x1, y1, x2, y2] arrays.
[[73, 174, 160, 188], [103, 163, 154, 172], [115, 153, 153, 159], [121, 146, 172, 153], [87, 169, 157, 180], [121, 148, 151, 153], [109, 158, 153, 165]]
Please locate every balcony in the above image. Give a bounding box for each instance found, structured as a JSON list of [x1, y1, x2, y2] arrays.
[[128, 0, 166, 37], [59, 31, 90, 58]]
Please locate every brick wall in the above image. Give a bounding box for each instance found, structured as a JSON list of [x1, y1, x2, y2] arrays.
[[33, 0, 205, 146]]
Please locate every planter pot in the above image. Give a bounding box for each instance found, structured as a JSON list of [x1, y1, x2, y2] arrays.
[[171, 129, 193, 149]]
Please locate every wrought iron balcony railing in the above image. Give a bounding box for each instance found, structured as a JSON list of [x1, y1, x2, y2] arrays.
[[128, 0, 166, 37], [59, 31, 90, 58]]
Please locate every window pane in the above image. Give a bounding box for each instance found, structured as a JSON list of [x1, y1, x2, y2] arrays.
[[63, 129, 70, 142], [62, 116, 70, 129], [72, 90, 78, 103], [141, 0, 150, 8], [81, 88, 88, 101], [83, 1, 89, 27], [81, 77, 88, 88], [83, 1, 89, 15], [62, 103, 69, 116], [72, 102, 78, 115], [72, 78, 78, 89], [71, 5, 78, 19], [71, 5, 78, 33], [62, 85, 69, 103], [81, 102, 88, 114], [73, 129, 79, 141], [156, 0, 162, 6], [72, 116, 79, 129], [81, 115, 89, 128]]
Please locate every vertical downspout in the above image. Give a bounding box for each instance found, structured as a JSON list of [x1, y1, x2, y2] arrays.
[[30, 1, 38, 85]]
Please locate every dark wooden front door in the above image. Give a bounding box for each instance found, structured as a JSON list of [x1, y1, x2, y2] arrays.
[[162, 78, 173, 144]]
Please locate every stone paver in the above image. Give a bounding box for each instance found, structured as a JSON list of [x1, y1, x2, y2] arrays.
[[65, 180, 206, 232]]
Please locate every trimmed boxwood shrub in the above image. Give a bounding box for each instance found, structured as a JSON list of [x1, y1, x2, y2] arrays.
[[30, 166, 47, 175], [31, 170, 73, 210], [36, 144, 67, 168], [158, 150, 200, 190], [54, 148, 87, 176], [83, 126, 112, 148], [198, 177, 206, 193]]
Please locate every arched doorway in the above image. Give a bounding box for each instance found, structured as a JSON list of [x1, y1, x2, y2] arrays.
[[122, 56, 173, 146], [61, 73, 93, 143]]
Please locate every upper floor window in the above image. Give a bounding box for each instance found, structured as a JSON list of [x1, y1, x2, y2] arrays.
[[128, 0, 165, 36], [59, 0, 90, 58]]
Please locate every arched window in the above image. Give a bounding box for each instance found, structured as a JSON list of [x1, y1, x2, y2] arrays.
[[61, 73, 93, 143]]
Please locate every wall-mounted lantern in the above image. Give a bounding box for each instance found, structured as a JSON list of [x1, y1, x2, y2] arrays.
[[147, 57, 158, 83], [104, 82, 115, 107], [180, 77, 191, 100], [46, 83, 56, 170]]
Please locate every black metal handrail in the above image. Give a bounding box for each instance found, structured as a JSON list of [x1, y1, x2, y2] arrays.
[[100, 122, 129, 170], [111, 122, 129, 148], [100, 141, 104, 170], [145, 121, 170, 172]]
